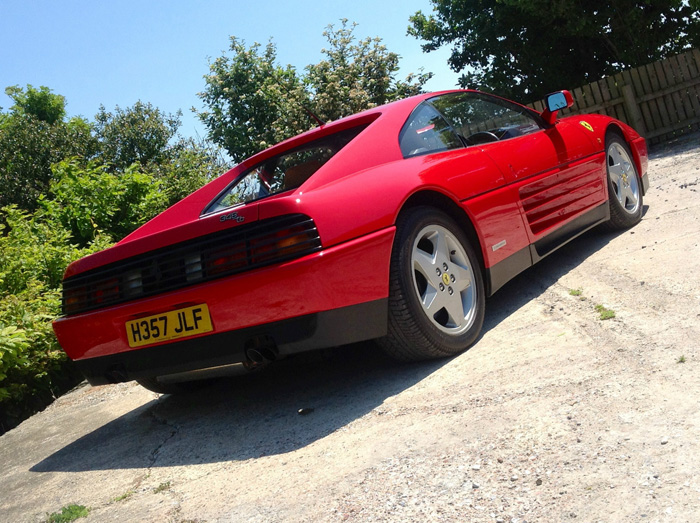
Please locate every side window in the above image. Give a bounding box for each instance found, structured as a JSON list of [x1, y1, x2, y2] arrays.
[[430, 93, 542, 145], [399, 104, 462, 158]]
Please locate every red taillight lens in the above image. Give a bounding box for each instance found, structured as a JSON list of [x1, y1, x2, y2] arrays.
[[93, 278, 120, 305], [250, 226, 315, 264], [64, 286, 87, 314], [205, 242, 247, 276], [63, 278, 119, 314]]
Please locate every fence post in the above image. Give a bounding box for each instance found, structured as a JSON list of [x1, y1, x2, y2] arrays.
[[621, 84, 646, 136]]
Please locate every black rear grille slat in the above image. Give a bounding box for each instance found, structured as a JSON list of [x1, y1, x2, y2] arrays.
[[63, 214, 322, 316]]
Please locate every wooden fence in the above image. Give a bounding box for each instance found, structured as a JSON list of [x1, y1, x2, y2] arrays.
[[529, 48, 700, 145]]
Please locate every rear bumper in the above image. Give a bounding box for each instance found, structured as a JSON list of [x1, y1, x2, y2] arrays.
[[76, 299, 387, 385], [53, 227, 395, 383]]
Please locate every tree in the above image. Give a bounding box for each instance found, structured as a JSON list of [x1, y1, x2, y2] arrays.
[[409, 0, 700, 101], [5, 84, 66, 125], [197, 38, 307, 162], [305, 21, 432, 122], [93, 101, 228, 205], [197, 20, 432, 162], [94, 101, 182, 171], [154, 137, 229, 205], [0, 86, 95, 210], [41, 159, 168, 245]]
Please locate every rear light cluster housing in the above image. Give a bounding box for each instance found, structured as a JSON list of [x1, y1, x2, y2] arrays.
[[62, 214, 322, 316]]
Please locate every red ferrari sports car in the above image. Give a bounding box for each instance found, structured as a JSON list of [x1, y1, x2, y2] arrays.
[[53, 89, 648, 393]]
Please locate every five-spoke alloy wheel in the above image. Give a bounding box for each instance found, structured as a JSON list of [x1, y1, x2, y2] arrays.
[[604, 133, 643, 230], [380, 206, 485, 361]]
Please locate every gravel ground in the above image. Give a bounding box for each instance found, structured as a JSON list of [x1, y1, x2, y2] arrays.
[[1, 132, 699, 523]]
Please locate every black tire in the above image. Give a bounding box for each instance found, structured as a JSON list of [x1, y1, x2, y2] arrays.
[[378, 206, 485, 361], [603, 133, 643, 231], [136, 376, 207, 395]]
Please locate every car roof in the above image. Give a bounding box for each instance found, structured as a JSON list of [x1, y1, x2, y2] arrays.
[[237, 90, 473, 169]]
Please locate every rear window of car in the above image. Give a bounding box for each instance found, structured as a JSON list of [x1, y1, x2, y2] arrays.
[[204, 124, 368, 215]]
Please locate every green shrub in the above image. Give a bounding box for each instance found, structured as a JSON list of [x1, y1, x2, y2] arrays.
[[42, 158, 169, 245], [0, 326, 30, 400], [46, 503, 90, 523], [0, 285, 83, 430], [0, 206, 111, 433]]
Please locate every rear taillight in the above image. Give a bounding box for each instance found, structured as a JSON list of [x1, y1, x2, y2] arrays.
[[205, 243, 247, 276], [63, 279, 120, 315], [63, 285, 87, 315], [93, 278, 119, 305], [61, 214, 321, 315], [250, 225, 318, 264]]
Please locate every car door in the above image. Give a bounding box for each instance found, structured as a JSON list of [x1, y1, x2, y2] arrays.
[[430, 93, 606, 250], [479, 121, 605, 246], [398, 97, 532, 276]]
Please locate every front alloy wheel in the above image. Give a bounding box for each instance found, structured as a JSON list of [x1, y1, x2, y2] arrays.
[[604, 134, 643, 230]]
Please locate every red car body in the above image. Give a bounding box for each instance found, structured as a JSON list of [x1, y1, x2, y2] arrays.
[[52, 90, 648, 388]]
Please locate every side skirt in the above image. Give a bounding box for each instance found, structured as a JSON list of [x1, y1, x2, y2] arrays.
[[530, 202, 609, 262], [486, 203, 609, 296]]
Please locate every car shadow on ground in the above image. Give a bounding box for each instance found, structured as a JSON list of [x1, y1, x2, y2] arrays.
[[31, 221, 640, 474], [31, 343, 448, 472]]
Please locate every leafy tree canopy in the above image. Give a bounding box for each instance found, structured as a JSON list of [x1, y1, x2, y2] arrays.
[[154, 137, 228, 204], [94, 101, 182, 171], [0, 85, 226, 212], [5, 85, 66, 124], [0, 86, 95, 210], [41, 159, 168, 245], [409, 0, 700, 101], [305, 21, 432, 121], [197, 20, 432, 162]]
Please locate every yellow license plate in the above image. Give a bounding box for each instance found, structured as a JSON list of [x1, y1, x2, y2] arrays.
[[126, 304, 213, 348]]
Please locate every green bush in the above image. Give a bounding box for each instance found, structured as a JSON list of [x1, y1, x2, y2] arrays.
[[0, 326, 30, 400], [0, 206, 111, 433], [0, 287, 82, 430], [0, 206, 107, 293], [43, 158, 169, 245], [0, 86, 226, 434], [46, 503, 90, 523]]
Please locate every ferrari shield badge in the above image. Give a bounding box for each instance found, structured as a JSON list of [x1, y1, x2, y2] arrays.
[[579, 121, 594, 132]]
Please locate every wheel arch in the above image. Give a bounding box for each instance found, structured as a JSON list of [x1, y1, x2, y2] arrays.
[[604, 123, 647, 194], [396, 190, 488, 289], [604, 123, 629, 144]]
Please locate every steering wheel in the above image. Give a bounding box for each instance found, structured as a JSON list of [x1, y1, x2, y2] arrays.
[[465, 131, 500, 145]]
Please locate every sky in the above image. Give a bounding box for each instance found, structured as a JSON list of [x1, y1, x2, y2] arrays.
[[0, 0, 461, 139]]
